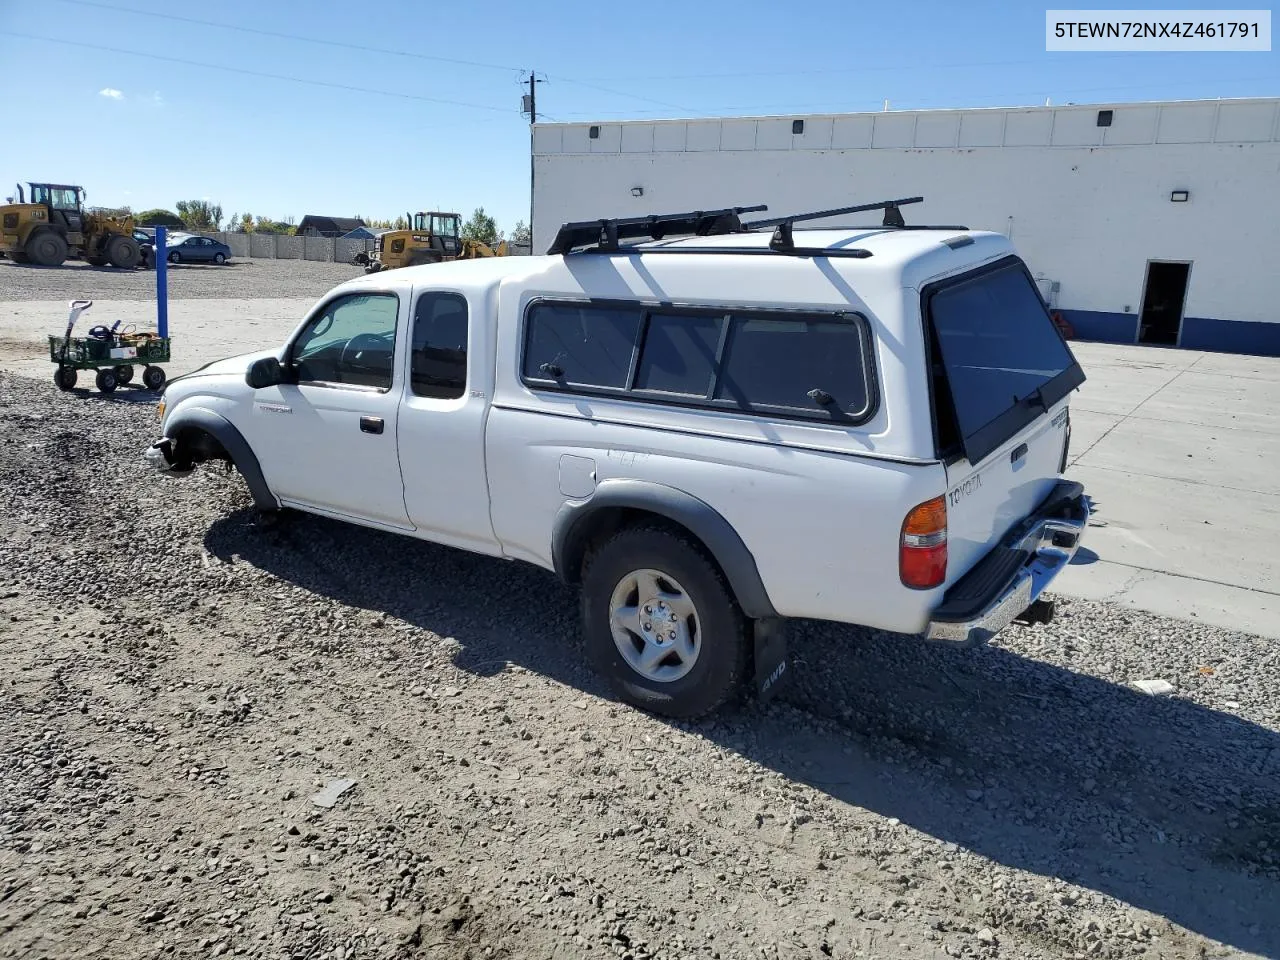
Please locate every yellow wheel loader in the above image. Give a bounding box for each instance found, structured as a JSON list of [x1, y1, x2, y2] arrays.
[[351, 211, 508, 273], [0, 183, 141, 268]]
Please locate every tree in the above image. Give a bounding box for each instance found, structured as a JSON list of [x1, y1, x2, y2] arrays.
[[175, 199, 223, 231], [253, 216, 294, 235], [509, 220, 531, 245], [394, 215, 408, 231], [136, 208, 184, 228], [238, 213, 255, 233], [88, 205, 132, 220], [461, 207, 500, 246]]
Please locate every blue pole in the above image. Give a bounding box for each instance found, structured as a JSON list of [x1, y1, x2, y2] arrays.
[[155, 225, 168, 338]]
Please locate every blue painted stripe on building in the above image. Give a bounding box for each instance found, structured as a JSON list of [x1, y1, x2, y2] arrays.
[[1058, 309, 1280, 357], [1180, 317, 1280, 357], [1059, 309, 1136, 344]]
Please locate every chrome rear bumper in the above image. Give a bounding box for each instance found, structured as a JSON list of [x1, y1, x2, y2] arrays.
[[925, 482, 1089, 644]]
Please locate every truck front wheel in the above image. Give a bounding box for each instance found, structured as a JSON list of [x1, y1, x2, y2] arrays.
[[581, 525, 749, 719]]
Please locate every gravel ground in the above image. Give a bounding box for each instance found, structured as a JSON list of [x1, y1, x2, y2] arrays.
[[0, 258, 363, 302], [2, 372, 1278, 960]]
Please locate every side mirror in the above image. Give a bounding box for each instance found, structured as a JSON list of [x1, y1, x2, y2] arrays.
[[246, 356, 286, 389]]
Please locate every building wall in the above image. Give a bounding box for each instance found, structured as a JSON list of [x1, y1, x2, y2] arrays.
[[532, 99, 1280, 355]]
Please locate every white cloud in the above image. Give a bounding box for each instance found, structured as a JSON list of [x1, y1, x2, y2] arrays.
[[99, 88, 124, 100], [151, 92, 164, 105]]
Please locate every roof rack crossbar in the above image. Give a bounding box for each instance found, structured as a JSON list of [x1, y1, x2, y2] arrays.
[[546, 204, 767, 254], [744, 196, 924, 231]]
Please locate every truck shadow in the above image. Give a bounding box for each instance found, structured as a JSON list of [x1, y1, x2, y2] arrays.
[[205, 508, 1280, 957]]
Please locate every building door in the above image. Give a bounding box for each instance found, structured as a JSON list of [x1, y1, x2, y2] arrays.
[[1137, 261, 1191, 346]]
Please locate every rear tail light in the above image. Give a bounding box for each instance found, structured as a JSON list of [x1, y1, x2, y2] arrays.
[[901, 495, 947, 589]]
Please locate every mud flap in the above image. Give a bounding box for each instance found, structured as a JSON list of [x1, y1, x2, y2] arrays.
[[753, 618, 789, 703]]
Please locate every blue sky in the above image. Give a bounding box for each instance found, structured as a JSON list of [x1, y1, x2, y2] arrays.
[[1, 0, 1275, 233]]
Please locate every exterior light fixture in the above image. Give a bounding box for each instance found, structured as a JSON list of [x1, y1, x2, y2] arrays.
[[1170, 190, 1189, 202], [631, 186, 644, 197]]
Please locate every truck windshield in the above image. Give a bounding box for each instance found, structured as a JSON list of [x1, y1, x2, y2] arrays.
[[926, 258, 1085, 464]]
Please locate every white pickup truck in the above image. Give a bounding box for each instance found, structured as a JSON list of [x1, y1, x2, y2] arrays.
[[146, 200, 1089, 718]]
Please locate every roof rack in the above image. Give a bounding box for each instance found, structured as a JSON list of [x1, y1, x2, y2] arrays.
[[545, 204, 767, 255], [743, 197, 927, 252]]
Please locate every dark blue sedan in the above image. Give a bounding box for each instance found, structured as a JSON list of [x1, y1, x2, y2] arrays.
[[165, 233, 232, 265]]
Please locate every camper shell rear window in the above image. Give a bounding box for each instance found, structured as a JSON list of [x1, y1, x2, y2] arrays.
[[922, 255, 1085, 465]]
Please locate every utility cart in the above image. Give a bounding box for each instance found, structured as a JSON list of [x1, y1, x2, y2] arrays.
[[49, 299, 170, 394]]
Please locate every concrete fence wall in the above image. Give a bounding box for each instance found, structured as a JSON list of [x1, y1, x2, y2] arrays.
[[276, 235, 305, 260], [248, 233, 276, 258], [211, 232, 375, 263], [334, 238, 369, 264]]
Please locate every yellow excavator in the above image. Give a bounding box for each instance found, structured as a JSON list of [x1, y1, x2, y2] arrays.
[[0, 182, 141, 268], [351, 211, 508, 273]]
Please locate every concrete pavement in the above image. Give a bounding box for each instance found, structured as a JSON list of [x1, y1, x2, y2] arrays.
[[1058, 341, 1280, 639]]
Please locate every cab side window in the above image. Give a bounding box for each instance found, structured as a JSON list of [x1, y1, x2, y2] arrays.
[[410, 292, 468, 399], [291, 293, 399, 389]]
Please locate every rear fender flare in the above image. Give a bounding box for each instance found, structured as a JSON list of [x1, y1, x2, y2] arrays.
[[552, 478, 777, 620], [166, 406, 278, 510]]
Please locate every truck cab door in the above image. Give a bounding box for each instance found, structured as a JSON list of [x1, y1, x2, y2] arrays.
[[395, 288, 502, 555], [245, 291, 412, 529]]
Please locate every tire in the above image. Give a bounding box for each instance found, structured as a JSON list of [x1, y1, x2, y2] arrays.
[[405, 251, 444, 268], [115, 364, 134, 385], [580, 525, 749, 719], [54, 366, 77, 391], [168, 251, 181, 264], [214, 252, 226, 264], [26, 231, 68, 267], [142, 366, 166, 391], [85, 255, 107, 267], [106, 235, 141, 269], [9, 252, 30, 264], [95, 368, 118, 394]]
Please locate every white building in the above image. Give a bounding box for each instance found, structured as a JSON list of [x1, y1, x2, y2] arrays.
[[532, 98, 1280, 356]]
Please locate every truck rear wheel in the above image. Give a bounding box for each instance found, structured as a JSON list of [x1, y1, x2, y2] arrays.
[[106, 235, 141, 269], [581, 525, 749, 719], [26, 231, 68, 267]]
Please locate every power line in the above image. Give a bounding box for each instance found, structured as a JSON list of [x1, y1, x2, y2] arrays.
[[550, 76, 698, 115], [48, 0, 523, 75], [566, 52, 1145, 82], [45, 0, 717, 116], [549, 75, 1278, 121], [0, 32, 517, 113]]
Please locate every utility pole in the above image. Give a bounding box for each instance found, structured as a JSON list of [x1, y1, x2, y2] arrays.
[[522, 71, 543, 252]]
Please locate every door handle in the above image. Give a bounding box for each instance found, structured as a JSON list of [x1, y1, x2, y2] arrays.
[[1010, 442, 1028, 464], [359, 416, 384, 435]]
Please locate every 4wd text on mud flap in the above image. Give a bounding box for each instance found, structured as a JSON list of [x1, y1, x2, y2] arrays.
[[949, 473, 983, 507]]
